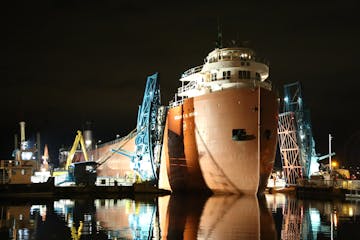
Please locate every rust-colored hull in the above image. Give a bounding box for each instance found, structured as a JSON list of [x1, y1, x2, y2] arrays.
[[94, 137, 135, 177], [162, 88, 278, 195]]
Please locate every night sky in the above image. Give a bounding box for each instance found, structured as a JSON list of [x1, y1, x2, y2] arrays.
[[3, 1, 360, 167]]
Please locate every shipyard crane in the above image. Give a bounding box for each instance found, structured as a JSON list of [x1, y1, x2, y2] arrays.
[[52, 130, 94, 185], [65, 130, 89, 170], [277, 82, 335, 185], [112, 73, 167, 184]]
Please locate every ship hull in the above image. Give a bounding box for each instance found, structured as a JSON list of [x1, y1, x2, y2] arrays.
[[95, 137, 135, 178], [163, 87, 278, 195]]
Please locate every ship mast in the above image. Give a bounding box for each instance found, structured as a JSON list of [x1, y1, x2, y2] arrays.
[[216, 19, 223, 49]]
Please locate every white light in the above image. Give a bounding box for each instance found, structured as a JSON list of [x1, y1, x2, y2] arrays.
[[21, 141, 29, 150], [21, 151, 33, 160], [333, 212, 338, 227], [309, 208, 321, 237], [284, 96, 289, 102], [85, 140, 92, 146]]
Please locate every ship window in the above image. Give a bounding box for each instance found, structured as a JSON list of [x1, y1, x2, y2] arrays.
[[222, 54, 230, 60], [256, 72, 261, 80], [241, 62, 245, 66], [246, 62, 250, 66], [223, 71, 231, 79], [239, 71, 251, 79], [211, 73, 217, 81]]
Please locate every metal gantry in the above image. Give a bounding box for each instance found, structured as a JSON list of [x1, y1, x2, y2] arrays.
[[278, 112, 303, 185], [111, 73, 167, 184], [132, 73, 167, 183], [278, 82, 318, 185]]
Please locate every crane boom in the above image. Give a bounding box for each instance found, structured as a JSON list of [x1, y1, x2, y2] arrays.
[[65, 130, 89, 170], [317, 152, 335, 161]]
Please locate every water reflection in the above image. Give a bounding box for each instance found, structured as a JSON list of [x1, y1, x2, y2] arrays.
[[1, 194, 360, 239], [266, 194, 360, 239]]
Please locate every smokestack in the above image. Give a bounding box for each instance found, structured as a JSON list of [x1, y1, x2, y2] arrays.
[[19, 121, 26, 142]]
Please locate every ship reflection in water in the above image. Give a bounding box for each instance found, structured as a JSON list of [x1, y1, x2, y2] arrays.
[[1, 194, 360, 239]]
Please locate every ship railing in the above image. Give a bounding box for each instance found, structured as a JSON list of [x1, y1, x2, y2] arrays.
[[177, 78, 272, 93], [207, 55, 269, 66], [169, 99, 183, 108], [181, 65, 203, 78], [255, 79, 272, 90], [96, 130, 137, 149], [96, 137, 123, 149], [169, 97, 188, 108], [235, 78, 272, 91], [177, 81, 196, 94]]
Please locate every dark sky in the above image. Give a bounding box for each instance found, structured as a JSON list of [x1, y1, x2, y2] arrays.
[[3, 0, 360, 166]]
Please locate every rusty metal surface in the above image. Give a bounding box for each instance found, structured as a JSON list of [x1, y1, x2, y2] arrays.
[[95, 137, 135, 177], [164, 88, 278, 194]]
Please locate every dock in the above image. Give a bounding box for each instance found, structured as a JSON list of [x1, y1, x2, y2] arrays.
[[0, 178, 171, 199], [296, 179, 360, 200]]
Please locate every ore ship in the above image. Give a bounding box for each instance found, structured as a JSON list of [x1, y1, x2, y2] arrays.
[[159, 45, 278, 195]]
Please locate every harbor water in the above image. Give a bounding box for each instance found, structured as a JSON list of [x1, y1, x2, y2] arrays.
[[1, 193, 359, 239]]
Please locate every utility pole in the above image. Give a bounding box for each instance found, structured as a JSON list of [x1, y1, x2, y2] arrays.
[[329, 134, 333, 171]]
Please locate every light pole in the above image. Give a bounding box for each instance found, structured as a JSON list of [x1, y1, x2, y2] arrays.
[[329, 134, 333, 171]]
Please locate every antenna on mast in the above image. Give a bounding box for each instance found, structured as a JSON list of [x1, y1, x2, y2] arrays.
[[216, 18, 223, 49]]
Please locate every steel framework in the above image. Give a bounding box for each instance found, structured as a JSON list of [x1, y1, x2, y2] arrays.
[[133, 73, 167, 183], [278, 82, 317, 185], [278, 112, 303, 185]]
